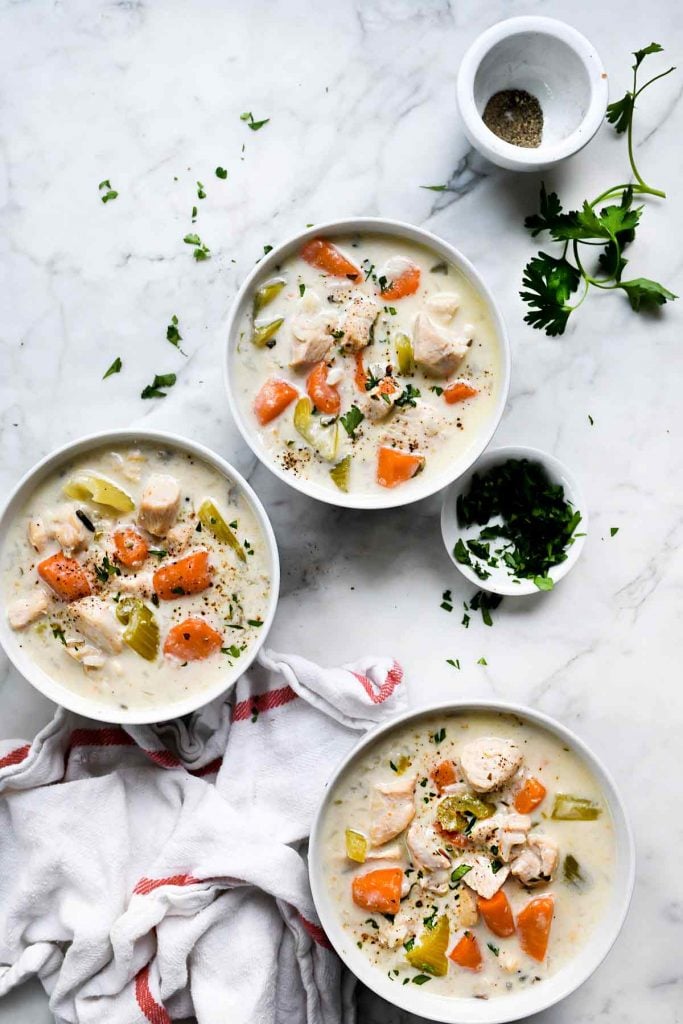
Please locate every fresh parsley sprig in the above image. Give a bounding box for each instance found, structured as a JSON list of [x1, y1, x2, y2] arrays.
[[521, 44, 677, 336]]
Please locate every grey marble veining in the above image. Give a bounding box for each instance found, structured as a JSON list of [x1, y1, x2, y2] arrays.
[[1, 0, 682, 1021]]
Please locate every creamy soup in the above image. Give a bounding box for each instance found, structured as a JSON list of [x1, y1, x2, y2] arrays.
[[320, 711, 614, 999], [232, 234, 502, 497], [1, 443, 271, 713]]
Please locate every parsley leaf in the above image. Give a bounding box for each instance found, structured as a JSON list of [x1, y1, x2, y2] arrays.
[[524, 183, 567, 237], [103, 356, 122, 379], [340, 405, 364, 438], [183, 233, 211, 261], [98, 179, 118, 203], [215, 167, 228, 179], [520, 252, 582, 336], [394, 383, 421, 408], [141, 373, 177, 399], [619, 278, 677, 311], [240, 111, 270, 131], [166, 314, 186, 353]]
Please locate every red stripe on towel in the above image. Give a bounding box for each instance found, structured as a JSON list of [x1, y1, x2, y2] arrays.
[[133, 873, 201, 896], [0, 744, 30, 770], [351, 659, 403, 704], [68, 727, 135, 750], [232, 684, 298, 722], [189, 756, 223, 777], [299, 914, 333, 949], [135, 963, 172, 1024]]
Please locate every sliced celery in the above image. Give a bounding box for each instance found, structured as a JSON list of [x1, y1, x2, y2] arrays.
[[552, 795, 601, 821], [251, 317, 284, 348], [253, 277, 286, 315], [116, 598, 159, 661], [293, 397, 339, 462], [405, 915, 449, 976], [345, 828, 368, 864], [198, 499, 246, 563], [64, 474, 135, 513], [329, 455, 351, 492], [395, 333, 414, 375], [437, 793, 496, 832]]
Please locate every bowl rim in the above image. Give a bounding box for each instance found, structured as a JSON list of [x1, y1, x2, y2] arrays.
[[0, 428, 280, 725], [224, 216, 511, 510], [456, 15, 609, 168], [308, 697, 636, 1024], [440, 444, 588, 596]]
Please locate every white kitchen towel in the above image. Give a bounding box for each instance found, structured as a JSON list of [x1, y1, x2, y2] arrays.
[[0, 648, 406, 1024]]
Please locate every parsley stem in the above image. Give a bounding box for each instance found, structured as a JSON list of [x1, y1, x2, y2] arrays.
[[625, 63, 671, 198], [572, 240, 619, 289]]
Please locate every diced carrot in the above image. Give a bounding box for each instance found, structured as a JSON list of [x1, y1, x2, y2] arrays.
[[113, 528, 149, 569], [306, 361, 340, 415], [376, 377, 399, 396], [517, 897, 554, 962], [477, 890, 516, 938], [443, 382, 478, 405], [351, 868, 403, 915], [380, 263, 421, 301], [353, 351, 366, 392], [514, 777, 547, 814], [449, 931, 482, 971], [254, 378, 298, 426], [163, 618, 223, 661], [153, 551, 212, 601], [431, 760, 457, 793], [300, 238, 360, 280], [37, 552, 91, 602], [377, 447, 425, 489]]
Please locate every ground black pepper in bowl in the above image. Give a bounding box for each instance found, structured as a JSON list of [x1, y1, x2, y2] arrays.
[[482, 89, 543, 148]]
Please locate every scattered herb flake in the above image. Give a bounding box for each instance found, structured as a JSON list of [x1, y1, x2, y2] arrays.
[[420, 184, 448, 192], [477, 657, 488, 666], [141, 372, 177, 399], [196, 181, 206, 199], [446, 658, 461, 670], [103, 356, 122, 380], [241, 111, 270, 131], [610, 527, 619, 537], [215, 167, 228, 179], [340, 405, 364, 439]]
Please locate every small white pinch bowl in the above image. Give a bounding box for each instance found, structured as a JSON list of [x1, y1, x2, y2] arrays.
[[456, 16, 608, 171], [0, 429, 280, 725], [441, 444, 587, 596], [309, 699, 635, 1024]]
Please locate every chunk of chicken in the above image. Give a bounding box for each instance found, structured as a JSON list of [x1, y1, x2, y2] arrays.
[[363, 380, 399, 422], [71, 597, 123, 654], [412, 312, 472, 378], [165, 520, 195, 555], [116, 571, 155, 598], [337, 294, 379, 352], [451, 885, 479, 928], [369, 774, 416, 846], [27, 519, 49, 552], [469, 812, 532, 862], [454, 853, 510, 899], [406, 822, 451, 893], [426, 292, 460, 321], [365, 842, 402, 862], [499, 949, 521, 973], [460, 736, 523, 793], [49, 509, 90, 553], [137, 474, 181, 537], [65, 639, 106, 669], [288, 292, 337, 368], [377, 903, 422, 949], [110, 449, 146, 483], [8, 590, 49, 630], [511, 834, 559, 887]]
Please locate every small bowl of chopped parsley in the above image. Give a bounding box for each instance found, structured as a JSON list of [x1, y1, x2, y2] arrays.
[[441, 445, 586, 595]]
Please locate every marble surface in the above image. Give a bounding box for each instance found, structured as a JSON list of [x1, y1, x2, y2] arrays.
[[1, 0, 682, 1021]]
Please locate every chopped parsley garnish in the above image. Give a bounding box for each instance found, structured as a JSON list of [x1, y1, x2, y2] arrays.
[[440, 589, 453, 612], [95, 555, 120, 583], [430, 261, 449, 274], [148, 548, 167, 559], [247, 618, 263, 627], [103, 356, 122, 380], [240, 111, 270, 131], [51, 624, 66, 645], [420, 184, 448, 192], [191, 205, 198, 222], [141, 373, 177, 399], [394, 383, 421, 408], [412, 974, 431, 985], [166, 314, 185, 353], [456, 458, 581, 588], [98, 179, 118, 203], [431, 728, 446, 745], [340, 405, 364, 438], [222, 645, 242, 658], [610, 526, 619, 537], [477, 656, 487, 666], [196, 181, 206, 199], [429, 385, 444, 395], [469, 590, 503, 626], [588, 414, 594, 426], [183, 233, 211, 261], [423, 907, 438, 929], [446, 658, 460, 670], [403, 936, 415, 952], [215, 167, 228, 179], [299, 283, 305, 297], [263, 244, 273, 255], [487, 943, 500, 956]]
